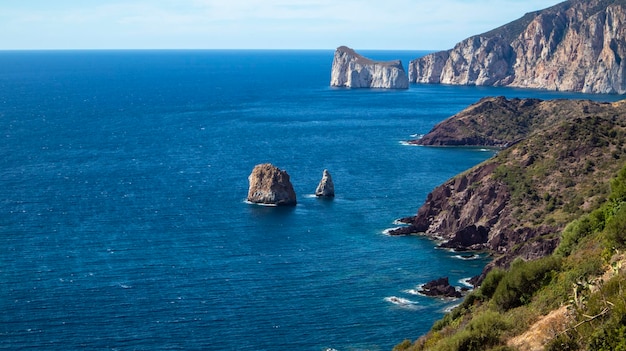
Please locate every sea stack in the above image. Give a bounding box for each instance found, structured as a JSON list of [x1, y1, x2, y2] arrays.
[[315, 169, 335, 198], [330, 46, 409, 89], [247, 163, 297, 206]]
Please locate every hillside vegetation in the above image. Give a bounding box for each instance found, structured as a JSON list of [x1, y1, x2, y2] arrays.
[[392, 97, 626, 350], [394, 165, 626, 350]]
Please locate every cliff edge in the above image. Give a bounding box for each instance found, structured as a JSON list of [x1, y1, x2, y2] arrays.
[[330, 46, 409, 89], [392, 97, 626, 278], [409, 0, 626, 94]]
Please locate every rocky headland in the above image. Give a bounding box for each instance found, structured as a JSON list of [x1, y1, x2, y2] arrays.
[[392, 97, 626, 280], [247, 163, 297, 206], [409, 0, 626, 93], [330, 46, 409, 89]]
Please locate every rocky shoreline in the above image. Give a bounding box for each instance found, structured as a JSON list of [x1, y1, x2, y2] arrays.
[[390, 97, 626, 282]]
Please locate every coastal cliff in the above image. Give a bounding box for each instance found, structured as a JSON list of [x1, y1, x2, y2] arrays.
[[392, 97, 626, 274], [409, 0, 626, 94], [330, 46, 409, 89], [394, 97, 626, 350]]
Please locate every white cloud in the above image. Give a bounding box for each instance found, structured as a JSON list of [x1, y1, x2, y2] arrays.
[[0, 0, 564, 50]]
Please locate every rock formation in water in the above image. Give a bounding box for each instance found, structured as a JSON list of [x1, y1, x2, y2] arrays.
[[247, 163, 297, 206], [315, 169, 335, 197], [409, 0, 626, 94], [391, 97, 626, 280], [330, 46, 409, 89], [419, 277, 463, 298]]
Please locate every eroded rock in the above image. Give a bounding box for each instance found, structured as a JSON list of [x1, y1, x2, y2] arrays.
[[315, 169, 335, 198], [331, 46, 409, 89], [247, 163, 297, 206]]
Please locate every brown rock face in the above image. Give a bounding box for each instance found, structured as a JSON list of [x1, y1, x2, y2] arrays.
[[392, 97, 626, 279], [409, 0, 626, 93], [247, 163, 297, 206]]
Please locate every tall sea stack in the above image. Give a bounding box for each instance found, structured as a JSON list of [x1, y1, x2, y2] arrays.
[[315, 169, 335, 198], [330, 46, 409, 89]]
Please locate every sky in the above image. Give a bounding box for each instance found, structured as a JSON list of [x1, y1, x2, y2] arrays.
[[1, 0, 565, 50]]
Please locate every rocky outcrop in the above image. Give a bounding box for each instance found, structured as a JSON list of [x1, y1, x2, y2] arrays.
[[419, 277, 463, 298], [315, 169, 335, 197], [391, 97, 626, 278], [247, 163, 297, 206], [409, 96, 543, 147], [331, 46, 409, 89], [409, 0, 626, 94]]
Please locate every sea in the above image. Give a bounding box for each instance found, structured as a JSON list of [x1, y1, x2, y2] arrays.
[[1, 50, 622, 351]]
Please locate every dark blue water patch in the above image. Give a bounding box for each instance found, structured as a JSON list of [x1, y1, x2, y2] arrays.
[[1, 50, 622, 351]]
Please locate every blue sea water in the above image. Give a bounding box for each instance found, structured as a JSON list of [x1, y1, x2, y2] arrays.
[[1, 50, 622, 351]]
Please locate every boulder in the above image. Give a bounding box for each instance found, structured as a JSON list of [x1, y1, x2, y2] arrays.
[[420, 277, 462, 298], [315, 169, 335, 197], [330, 46, 409, 89], [247, 163, 297, 206]]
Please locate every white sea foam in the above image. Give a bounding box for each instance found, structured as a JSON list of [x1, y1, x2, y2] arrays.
[[243, 200, 278, 207], [392, 219, 409, 226], [453, 253, 479, 260], [459, 277, 474, 288], [382, 227, 402, 236], [385, 296, 419, 309], [443, 303, 461, 313], [403, 284, 426, 296], [403, 288, 425, 296]]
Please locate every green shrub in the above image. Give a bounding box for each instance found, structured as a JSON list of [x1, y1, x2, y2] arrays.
[[609, 165, 626, 203], [605, 205, 626, 248], [477, 268, 505, 299], [492, 256, 561, 311], [557, 207, 607, 257], [449, 311, 510, 351], [545, 333, 580, 351]]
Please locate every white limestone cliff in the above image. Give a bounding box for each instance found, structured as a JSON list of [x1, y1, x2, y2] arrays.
[[409, 0, 626, 94], [331, 46, 409, 89]]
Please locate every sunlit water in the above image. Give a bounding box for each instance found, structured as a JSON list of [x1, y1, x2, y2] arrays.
[[1, 50, 621, 350]]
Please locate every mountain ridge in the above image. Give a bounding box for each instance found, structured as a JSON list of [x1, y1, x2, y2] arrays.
[[409, 0, 626, 94]]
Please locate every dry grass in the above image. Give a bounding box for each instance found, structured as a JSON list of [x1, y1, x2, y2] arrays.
[[507, 305, 573, 351]]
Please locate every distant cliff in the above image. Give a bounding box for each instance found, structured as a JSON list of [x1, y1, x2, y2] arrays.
[[392, 97, 626, 277], [330, 46, 409, 89], [409, 0, 626, 94]]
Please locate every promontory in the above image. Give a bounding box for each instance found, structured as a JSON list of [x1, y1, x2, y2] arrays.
[[330, 46, 409, 89]]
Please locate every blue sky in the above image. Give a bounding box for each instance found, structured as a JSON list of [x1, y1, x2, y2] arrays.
[[1, 0, 564, 50]]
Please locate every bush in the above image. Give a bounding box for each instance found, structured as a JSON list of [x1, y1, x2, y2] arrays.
[[556, 206, 607, 257], [492, 256, 561, 311], [605, 205, 626, 248], [449, 311, 510, 351], [477, 268, 506, 299]]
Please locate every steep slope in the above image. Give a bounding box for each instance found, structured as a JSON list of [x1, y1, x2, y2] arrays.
[[392, 98, 626, 276], [409, 0, 626, 94]]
